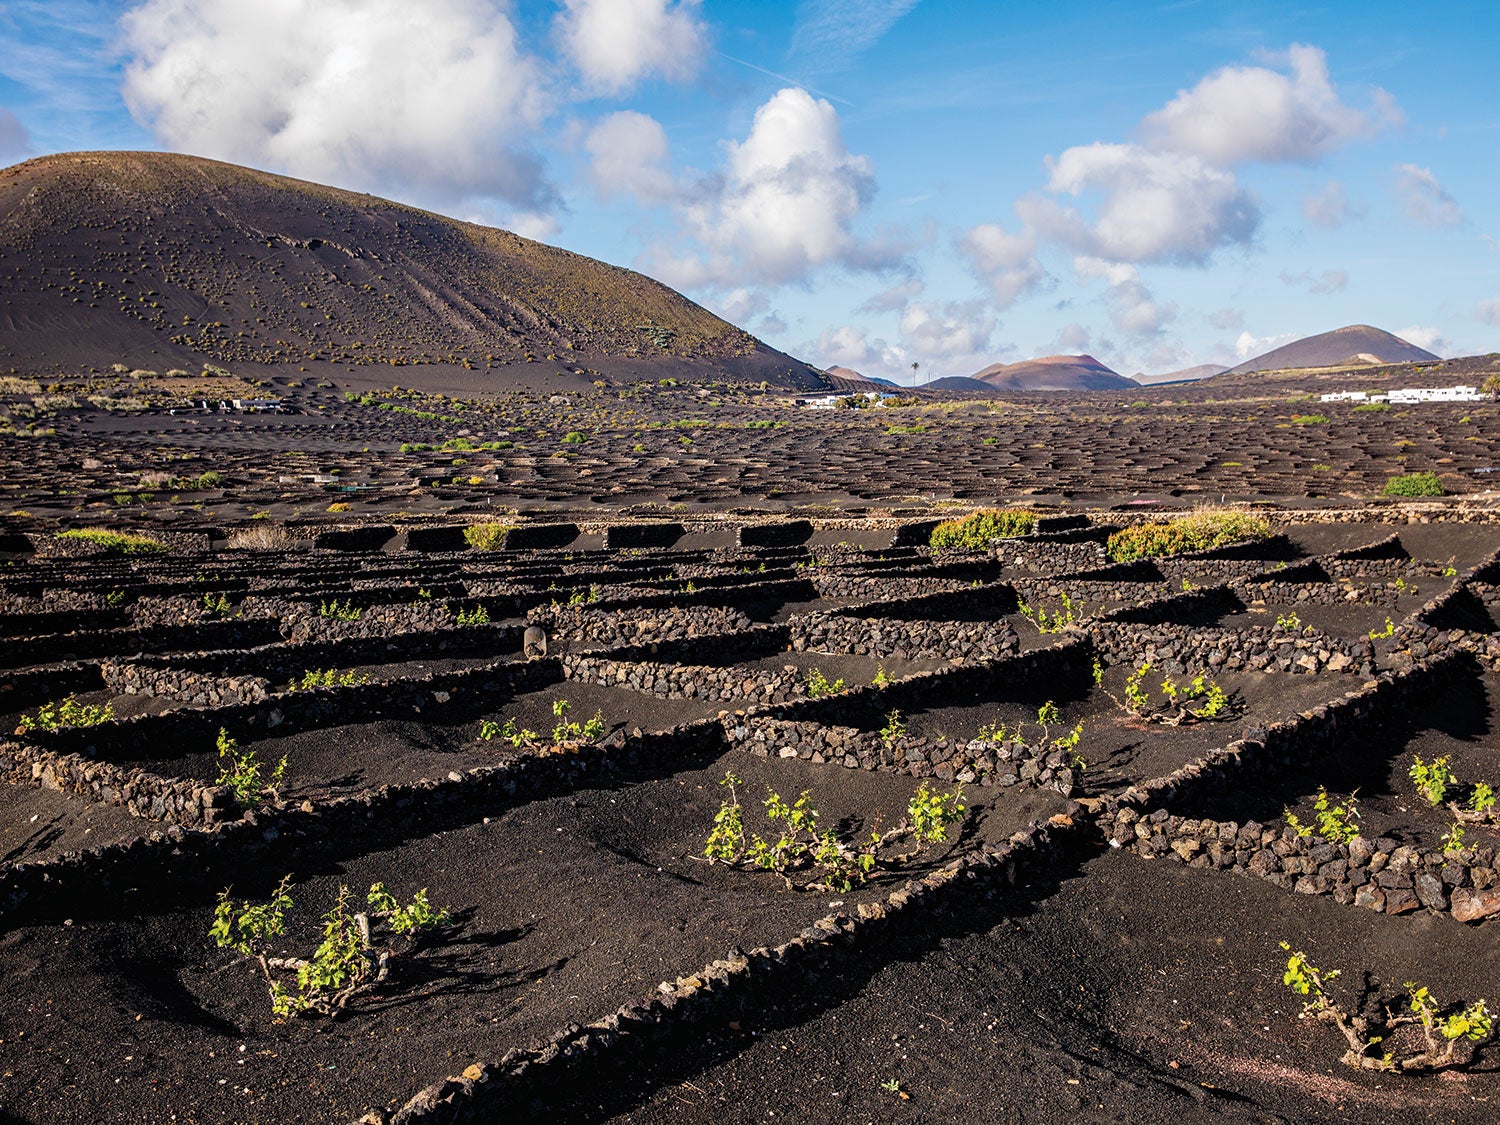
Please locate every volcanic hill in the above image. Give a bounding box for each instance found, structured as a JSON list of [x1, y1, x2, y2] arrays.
[[970, 354, 1137, 391], [1134, 363, 1228, 385], [0, 151, 817, 386], [1227, 325, 1440, 375]]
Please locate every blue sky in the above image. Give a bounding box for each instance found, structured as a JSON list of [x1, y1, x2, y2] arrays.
[[2, 0, 1498, 381]]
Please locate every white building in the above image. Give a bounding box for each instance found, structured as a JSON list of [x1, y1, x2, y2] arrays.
[[1386, 386, 1488, 404]]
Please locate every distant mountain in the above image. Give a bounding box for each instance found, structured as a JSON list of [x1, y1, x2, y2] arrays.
[[970, 354, 1137, 391], [1226, 326, 1440, 375], [823, 365, 900, 389], [0, 151, 817, 386], [1134, 363, 1228, 386], [927, 376, 1002, 395]]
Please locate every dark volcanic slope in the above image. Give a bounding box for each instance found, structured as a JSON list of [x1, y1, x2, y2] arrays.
[[972, 353, 1137, 391], [0, 151, 816, 385], [1227, 325, 1440, 375]]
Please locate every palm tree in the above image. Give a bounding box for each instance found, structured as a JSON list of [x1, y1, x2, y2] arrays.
[[910, 361, 920, 387]]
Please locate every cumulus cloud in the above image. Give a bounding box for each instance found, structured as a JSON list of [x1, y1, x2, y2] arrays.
[[584, 111, 677, 203], [899, 299, 995, 369], [1304, 181, 1361, 228], [1279, 268, 1348, 294], [1393, 164, 1464, 228], [121, 0, 550, 208], [812, 323, 886, 369], [1235, 330, 1296, 361], [959, 222, 1047, 308], [1023, 144, 1259, 265], [0, 108, 30, 161], [1140, 44, 1395, 166], [1045, 322, 1093, 355], [981, 45, 1392, 277], [1480, 296, 1500, 327], [1075, 257, 1176, 336], [556, 0, 708, 96], [714, 287, 770, 324], [646, 87, 895, 288], [1396, 325, 1452, 356]]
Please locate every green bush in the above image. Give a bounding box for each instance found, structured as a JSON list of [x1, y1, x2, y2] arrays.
[[55, 528, 168, 554], [1382, 472, 1444, 498], [463, 522, 513, 550], [929, 509, 1036, 551], [1291, 414, 1330, 425], [1106, 508, 1272, 563]]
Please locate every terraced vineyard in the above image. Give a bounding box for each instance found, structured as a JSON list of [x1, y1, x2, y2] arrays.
[[4, 515, 1500, 1123]]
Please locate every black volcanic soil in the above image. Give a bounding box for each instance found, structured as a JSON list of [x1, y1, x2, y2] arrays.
[[0, 751, 1061, 1125], [584, 847, 1500, 1125]]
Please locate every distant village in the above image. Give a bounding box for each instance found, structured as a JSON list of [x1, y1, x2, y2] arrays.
[[1318, 386, 1491, 405]]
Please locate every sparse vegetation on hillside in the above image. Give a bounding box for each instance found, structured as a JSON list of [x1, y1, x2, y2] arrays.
[[1383, 472, 1444, 497], [930, 509, 1036, 550], [1106, 509, 1271, 563], [55, 528, 167, 554]]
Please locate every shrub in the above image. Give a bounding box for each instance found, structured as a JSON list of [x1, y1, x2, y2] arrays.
[[1279, 943, 1493, 1072], [1285, 787, 1360, 845], [704, 773, 966, 892], [227, 523, 294, 550], [318, 598, 361, 621], [805, 668, 845, 698], [929, 509, 1036, 551], [1105, 661, 1235, 725], [1106, 508, 1271, 563], [292, 668, 366, 691], [561, 431, 587, 444], [464, 522, 513, 550], [1292, 414, 1330, 425], [216, 727, 287, 807], [55, 528, 167, 555], [1382, 472, 1444, 498], [455, 603, 490, 626], [211, 876, 451, 1017], [17, 696, 114, 734]]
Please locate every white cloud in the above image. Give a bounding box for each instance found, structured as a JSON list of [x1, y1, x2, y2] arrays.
[[1479, 296, 1500, 327], [1075, 257, 1175, 336], [1279, 268, 1348, 294], [1304, 181, 1360, 228], [787, 0, 921, 74], [121, 0, 550, 208], [1209, 307, 1245, 331], [856, 277, 925, 314], [959, 222, 1047, 308], [1393, 164, 1464, 228], [1396, 325, 1452, 356], [584, 111, 676, 203], [1024, 144, 1259, 265], [1140, 44, 1395, 167], [899, 299, 996, 370], [1045, 322, 1093, 355], [555, 0, 707, 96], [646, 87, 895, 288], [714, 287, 770, 324], [1235, 330, 1296, 360], [0, 108, 30, 161], [980, 44, 1389, 276], [812, 323, 885, 369]]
